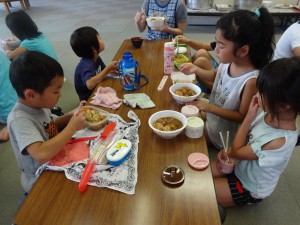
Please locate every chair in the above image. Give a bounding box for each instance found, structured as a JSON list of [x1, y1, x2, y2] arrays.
[[1, 0, 28, 14]]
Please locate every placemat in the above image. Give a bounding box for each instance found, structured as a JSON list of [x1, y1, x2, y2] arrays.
[[36, 110, 140, 195]]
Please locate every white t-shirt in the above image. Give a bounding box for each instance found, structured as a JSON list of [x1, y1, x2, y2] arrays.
[[273, 21, 300, 60], [235, 112, 298, 199]]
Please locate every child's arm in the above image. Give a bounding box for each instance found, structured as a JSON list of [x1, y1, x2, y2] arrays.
[[292, 46, 300, 56], [85, 61, 118, 91], [189, 78, 257, 123], [26, 113, 86, 164], [230, 95, 287, 160], [55, 101, 86, 130], [5, 46, 27, 60], [179, 63, 217, 82], [176, 35, 212, 51], [159, 21, 187, 37], [135, 11, 147, 32], [229, 95, 259, 160]]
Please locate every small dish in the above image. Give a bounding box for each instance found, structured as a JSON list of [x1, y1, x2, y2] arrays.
[[275, 4, 293, 8], [131, 37, 143, 48], [188, 153, 209, 170], [161, 165, 185, 186]]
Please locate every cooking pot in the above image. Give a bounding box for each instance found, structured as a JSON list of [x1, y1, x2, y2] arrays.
[[234, 0, 262, 10], [187, 0, 213, 10]]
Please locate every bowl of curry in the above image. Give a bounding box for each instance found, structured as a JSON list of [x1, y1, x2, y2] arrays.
[[148, 110, 187, 139]]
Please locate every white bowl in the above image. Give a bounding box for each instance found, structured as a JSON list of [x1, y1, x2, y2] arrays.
[[148, 110, 188, 139], [2, 36, 21, 51], [146, 16, 165, 29], [169, 83, 201, 104]]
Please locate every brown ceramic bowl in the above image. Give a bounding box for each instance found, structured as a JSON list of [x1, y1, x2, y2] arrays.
[[131, 37, 143, 48]]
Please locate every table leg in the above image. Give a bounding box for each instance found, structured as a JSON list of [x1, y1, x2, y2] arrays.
[[3, 2, 10, 13], [23, 0, 30, 8], [20, 0, 26, 10]]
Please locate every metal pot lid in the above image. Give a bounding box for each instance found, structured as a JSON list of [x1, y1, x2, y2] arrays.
[[161, 165, 185, 186]]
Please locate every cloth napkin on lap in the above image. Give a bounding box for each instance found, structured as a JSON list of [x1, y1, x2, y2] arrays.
[[90, 86, 123, 109]]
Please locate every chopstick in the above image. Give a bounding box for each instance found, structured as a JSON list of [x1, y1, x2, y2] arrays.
[[219, 132, 226, 151], [226, 131, 229, 153], [219, 131, 230, 160], [66, 136, 98, 144], [141, 7, 147, 18]]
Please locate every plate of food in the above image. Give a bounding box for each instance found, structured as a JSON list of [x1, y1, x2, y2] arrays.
[[275, 4, 293, 9]]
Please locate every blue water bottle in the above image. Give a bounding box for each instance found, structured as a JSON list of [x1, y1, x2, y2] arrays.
[[119, 52, 138, 90]]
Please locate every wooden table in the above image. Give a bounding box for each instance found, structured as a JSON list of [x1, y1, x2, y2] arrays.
[[14, 40, 221, 225]]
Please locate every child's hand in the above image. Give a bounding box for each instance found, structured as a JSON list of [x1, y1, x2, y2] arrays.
[[219, 148, 229, 159], [135, 11, 146, 23], [179, 63, 197, 75], [157, 20, 168, 32], [68, 112, 87, 133], [3, 43, 9, 51], [176, 35, 188, 44], [187, 99, 210, 112], [107, 61, 119, 71], [246, 94, 259, 121], [72, 101, 86, 116]]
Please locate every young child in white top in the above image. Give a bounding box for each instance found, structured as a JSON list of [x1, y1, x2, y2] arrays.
[[211, 57, 300, 207], [180, 8, 275, 149]]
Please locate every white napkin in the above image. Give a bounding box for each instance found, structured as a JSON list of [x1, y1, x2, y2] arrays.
[[123, 93, 155, 109]]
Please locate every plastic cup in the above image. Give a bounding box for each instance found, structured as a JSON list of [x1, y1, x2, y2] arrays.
[[216, 151, 236, 174], [185, 117, 204, 138]]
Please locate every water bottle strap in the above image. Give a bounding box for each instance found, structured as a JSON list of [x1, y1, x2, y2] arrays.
[[135, 74, 149, 90]]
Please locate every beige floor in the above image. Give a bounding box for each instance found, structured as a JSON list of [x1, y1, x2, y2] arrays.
[[0, 0, 300, 225]]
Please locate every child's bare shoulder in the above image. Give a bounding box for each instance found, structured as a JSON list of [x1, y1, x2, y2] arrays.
[[262, 137, 285, 151]]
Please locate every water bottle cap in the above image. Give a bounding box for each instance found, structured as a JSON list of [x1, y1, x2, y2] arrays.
[[123, 52, 133, 60]]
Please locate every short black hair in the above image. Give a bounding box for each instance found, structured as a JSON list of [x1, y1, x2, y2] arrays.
[[70, 26, 100, 59], [257, 56, 300, 119], [5, 10, 41, 41], [9, 51, 64, 99]]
